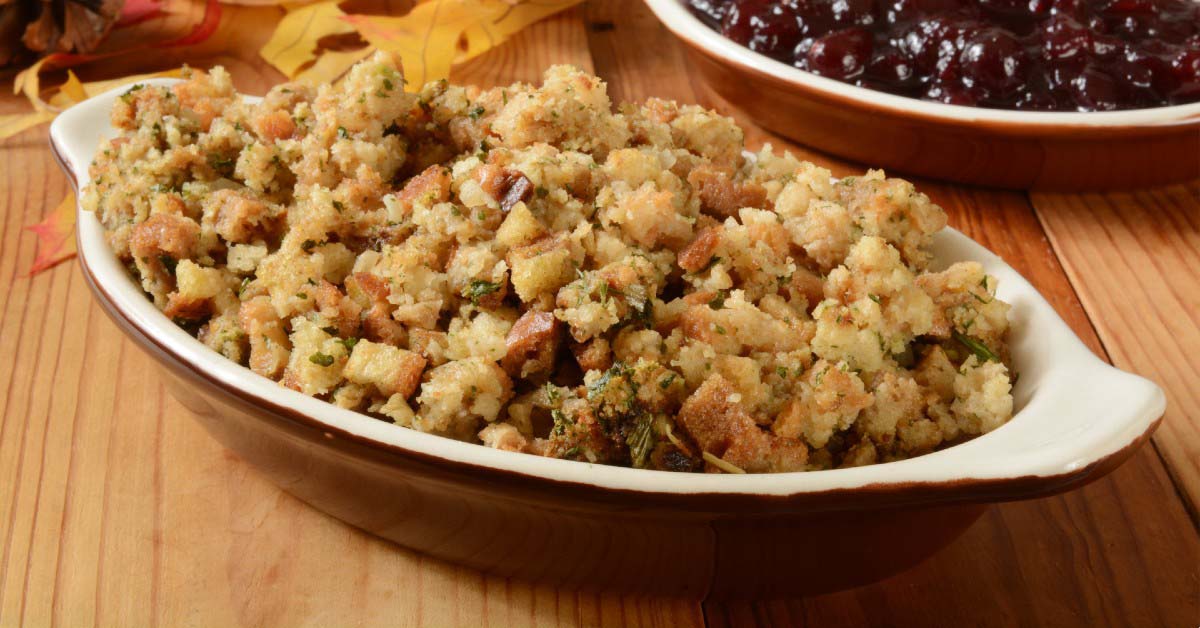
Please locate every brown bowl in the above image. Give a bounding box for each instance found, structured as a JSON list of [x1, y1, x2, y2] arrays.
[[50, 80, 1166, 597], [642, 0, 1200, 191]]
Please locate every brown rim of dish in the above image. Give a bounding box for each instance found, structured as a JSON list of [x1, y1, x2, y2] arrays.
[[52, 131, 1164, 514], [661, 14, 1200, 135]]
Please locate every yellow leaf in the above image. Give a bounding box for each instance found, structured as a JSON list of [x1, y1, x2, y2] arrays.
[[341, 0, 582, 90], [293, 46, 376, 85], [60, 71, 89, 103], [260, 0, 357, 78], [26, 193, 78, 276], [342, 5, 475, 90], [460, 0, 583, 62], [0, 112, 57, 141], [43, 69, 187, 112]]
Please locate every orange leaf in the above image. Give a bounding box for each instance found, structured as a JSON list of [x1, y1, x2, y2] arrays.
[[26, 194, 78, 276]]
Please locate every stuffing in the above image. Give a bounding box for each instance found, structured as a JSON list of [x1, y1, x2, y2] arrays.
[[343, 339, 427, 398], [85, 55, 1013, 473]]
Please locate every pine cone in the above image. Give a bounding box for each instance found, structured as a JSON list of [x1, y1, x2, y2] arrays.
[[0, 0, 123, 67]]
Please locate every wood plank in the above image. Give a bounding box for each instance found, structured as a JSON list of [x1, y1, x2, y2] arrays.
[[583, 0, 1200, 625], [1033, 183, 1200, 519], [0, 12, 705, 628], [2, 1, 1198, 625]]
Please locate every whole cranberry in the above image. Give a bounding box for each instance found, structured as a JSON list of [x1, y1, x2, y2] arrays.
[[690, 0, 734, 28], [865, 45, 919, 88], [722, 0, 804, 60], [806, 27, 875, 78], [883, 0, 967, 24], [1050, 0, 1083, 18], [902, 17, 973, 72], [924, 81, 979, 105], [1098, 0, 1156, 18], [1169, 41, 1200, 102], [1090, 32, 1130, 60], [958, 29, 1030, 100], [829, 0, 878, 26], [1040, 14, 1092, 70], [1069, 65, 1122, 110], [979, 0, 1049, 13], [1123, 48, 1180, 97]]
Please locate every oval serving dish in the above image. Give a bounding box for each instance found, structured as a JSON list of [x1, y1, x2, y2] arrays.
[[52, 80, 1165, 597], [642, 0, 1200, 191]]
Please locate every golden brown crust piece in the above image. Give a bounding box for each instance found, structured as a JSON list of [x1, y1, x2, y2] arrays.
[[686, 165, 768, 219], [678, 375, 808, 473], [501, 310, 562, 378]]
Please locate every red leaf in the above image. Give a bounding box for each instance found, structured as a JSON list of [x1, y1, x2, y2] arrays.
[[156, 0, 222, 48], [25, 194, 78, 276], [117, 0, 167, 27]]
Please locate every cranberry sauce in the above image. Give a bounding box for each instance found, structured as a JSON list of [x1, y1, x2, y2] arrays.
[[687, 0, 1200, 110]]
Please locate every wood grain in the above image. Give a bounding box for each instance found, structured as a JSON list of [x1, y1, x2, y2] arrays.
[[0, 12, 705, 628], [1033, 183, 1200, 521], [585, 0, 1199, 625], [1, 1, 1199, 626]]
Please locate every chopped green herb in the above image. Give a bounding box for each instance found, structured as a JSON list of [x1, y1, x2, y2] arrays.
[[953, 331, 999, 362], [119, 84, 145, 103], [551, 408, 570, 435], [206, 152, 235, 174], [309, 352, 335, 367], [157, 254, 177, 276], [776, 366, 789, 378], [340, 337, 359, 351], [302, 239, 317, 251], [321, 326, 339, 335], [468, 105, 486, 120], [332, 200, 345, 213], [658, 373, 677, 390], [462, 279, 501, 304], [627, 416, 655, 469], [868, 294, 882, 304], [708, 290, 727, 310], [296, 292, 308, 300], [382, 77, 394, 91], [535, 186, 549, 198]]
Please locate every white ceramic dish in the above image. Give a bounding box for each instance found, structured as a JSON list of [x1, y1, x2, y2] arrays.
[[49, 80, 1168, 595]]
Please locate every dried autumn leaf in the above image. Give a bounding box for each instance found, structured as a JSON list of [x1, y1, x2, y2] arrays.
[[1, 0, 123, 66], [12, 0, 220, 111], [340, 0, 583, 90], [117, 0, 168, 27], [341, 6, 472, 90], [259, 0, 357, 78], [293, 45, 373, 85], [26, 192, 77, 275], [0, 110, 57, 139], [460, 0, 582, 62]]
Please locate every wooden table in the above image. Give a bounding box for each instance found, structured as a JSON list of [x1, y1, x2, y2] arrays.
[[2, 1, 1198, 625]]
